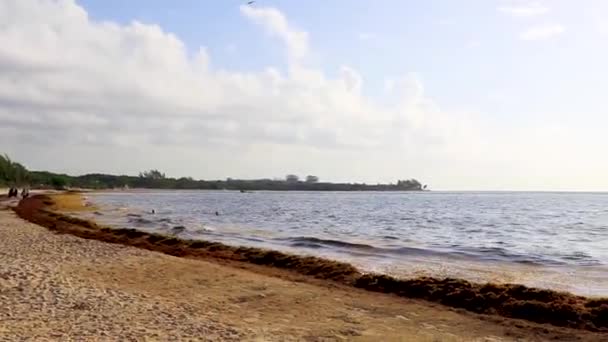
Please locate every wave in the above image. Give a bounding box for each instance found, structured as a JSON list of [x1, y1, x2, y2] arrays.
[[283, 236, 376, 250], [283, 236, 450, 258], [281, 236, 601, 266], [128, 217, 153, 225], [171, 225, 186, 234], [443, 246, 601, 266], [125, 213, 178, 228]]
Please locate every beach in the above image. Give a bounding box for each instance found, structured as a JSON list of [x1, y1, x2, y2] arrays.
[[1, 195, 607, 340]]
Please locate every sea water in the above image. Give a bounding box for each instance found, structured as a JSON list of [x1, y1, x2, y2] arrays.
[[78, 190, 608, 296]]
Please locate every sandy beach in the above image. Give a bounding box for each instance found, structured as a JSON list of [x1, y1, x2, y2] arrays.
[[0, 197, 606, 341]]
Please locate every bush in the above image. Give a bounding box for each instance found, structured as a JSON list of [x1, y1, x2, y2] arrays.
[[50, 176, 68, 190]]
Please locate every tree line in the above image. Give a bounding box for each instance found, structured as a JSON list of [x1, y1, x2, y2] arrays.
[[0, 154, 29, 187], [1, 153, 427, 191]]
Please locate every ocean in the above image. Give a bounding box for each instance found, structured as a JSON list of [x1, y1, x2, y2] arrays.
[[77, 190, 608, 296]]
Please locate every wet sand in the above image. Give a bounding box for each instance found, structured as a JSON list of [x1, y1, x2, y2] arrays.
[[2, 196, 607, 340]]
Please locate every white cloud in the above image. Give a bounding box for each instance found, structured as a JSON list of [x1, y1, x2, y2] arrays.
[[0, 0, 479, 182], [520, 24, 565, 40], [239, 5, 309, 63], [498, 2, 549, 17], [339, 66, 363, 94]]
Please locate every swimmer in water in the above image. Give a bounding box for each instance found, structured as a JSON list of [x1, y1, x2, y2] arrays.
[[151, 209, 155, 214], [215, 211, 219, 216]]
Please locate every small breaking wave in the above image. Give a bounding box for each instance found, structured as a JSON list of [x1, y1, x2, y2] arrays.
[[283, 236, 376, 250], [282, 236, 451, 259], [171, 226, 186, 234], [128, 217, 153, 225], [281, 236, 602, 266]]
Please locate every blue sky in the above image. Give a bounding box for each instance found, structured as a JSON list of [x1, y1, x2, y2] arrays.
[[2, 0, 608, 190]]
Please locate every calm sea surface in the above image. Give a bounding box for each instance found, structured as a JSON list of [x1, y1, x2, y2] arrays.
[[80, 191, 608, 296]]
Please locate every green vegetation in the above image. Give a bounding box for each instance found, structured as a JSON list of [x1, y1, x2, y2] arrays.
[[2, 153, 427, 191], [0, 154, 29, 187]]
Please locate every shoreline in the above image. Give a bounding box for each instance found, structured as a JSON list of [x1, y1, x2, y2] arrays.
[[5, 206, 603, 340], [13, 193, 608, 333], [83, 189, 608, 297], [78, 201, 608, 297]]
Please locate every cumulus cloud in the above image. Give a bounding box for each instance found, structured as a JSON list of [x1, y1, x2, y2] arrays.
[[0, 0, 474, 152], [520, 24, 565, 40], [239, 5, 309, 63], [498, 2, 549, 17]]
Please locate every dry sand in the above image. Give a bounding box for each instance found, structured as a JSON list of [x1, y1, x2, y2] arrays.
[[0, 201, 604, 341]]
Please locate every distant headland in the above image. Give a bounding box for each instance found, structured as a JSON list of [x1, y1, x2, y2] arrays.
[[1, 153, 427, 191]]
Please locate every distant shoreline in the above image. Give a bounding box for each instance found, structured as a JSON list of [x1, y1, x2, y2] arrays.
[[3, 152, 428, 191], [81, 188, 430, 193]]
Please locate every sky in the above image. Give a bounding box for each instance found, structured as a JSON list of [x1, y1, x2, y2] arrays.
[[1, 0, 608, 190]]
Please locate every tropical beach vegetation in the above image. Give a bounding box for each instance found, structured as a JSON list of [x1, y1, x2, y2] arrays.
[[0, 154, 29, 187], [1, 153, 426, 191]]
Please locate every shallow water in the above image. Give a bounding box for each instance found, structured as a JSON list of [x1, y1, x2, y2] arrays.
[[80, 190, 608, 296]]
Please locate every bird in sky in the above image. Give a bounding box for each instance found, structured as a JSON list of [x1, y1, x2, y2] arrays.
[[247, 1, 255, 4]]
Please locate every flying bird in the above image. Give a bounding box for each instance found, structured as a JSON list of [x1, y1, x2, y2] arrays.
[[247, 1, 255, 4]]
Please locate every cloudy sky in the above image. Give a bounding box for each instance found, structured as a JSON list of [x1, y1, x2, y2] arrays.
[[1, 0, 608, 190]]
